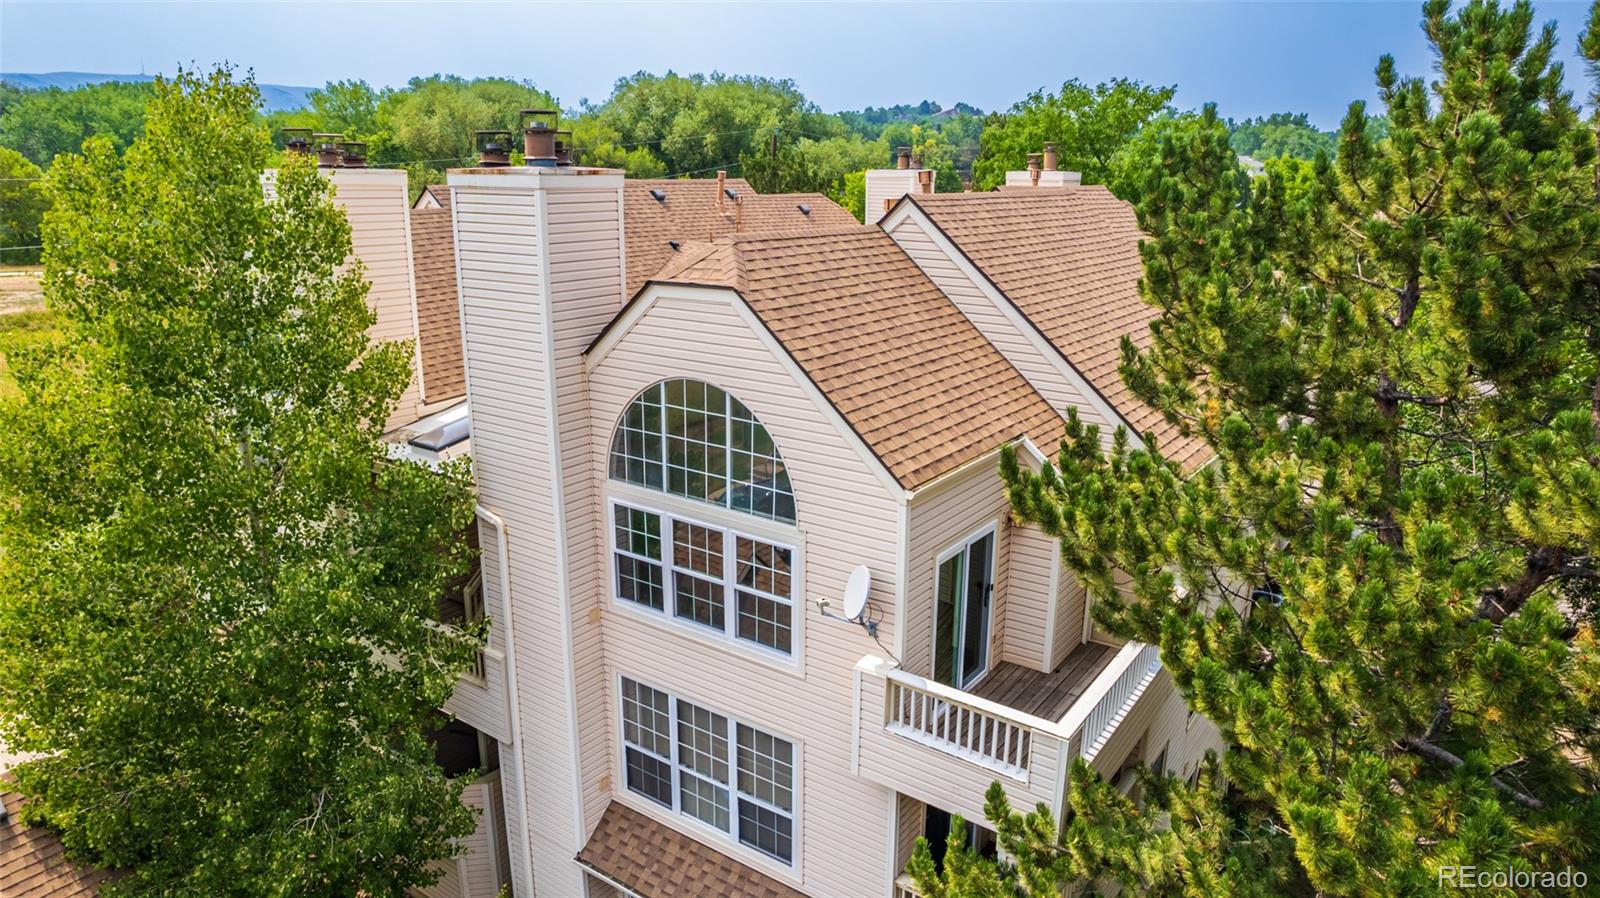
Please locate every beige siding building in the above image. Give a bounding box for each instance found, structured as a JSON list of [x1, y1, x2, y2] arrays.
[[324, 143, 1222, 898]]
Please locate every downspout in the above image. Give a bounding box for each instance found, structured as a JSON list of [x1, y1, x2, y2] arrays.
[[477, 503, 537, 896]]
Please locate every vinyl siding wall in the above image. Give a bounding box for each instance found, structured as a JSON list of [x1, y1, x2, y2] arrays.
[[328, 168, 424, 430], [587, 288, 904, 898], [452, 174, 612, 898], [903, 460, 1056, 682], [865, 170, 923, 224], [544, 184, 629, 842]]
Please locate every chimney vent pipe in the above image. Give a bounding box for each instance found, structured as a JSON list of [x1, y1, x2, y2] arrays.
[[337, 141, 367, 168], [917, 169, 933, 194], [281, 128, 313, 157], [314, 133, 343, 168], [716, 170, 727, 211], [475, 130, 513, 167], [1043, 142, 1057, 172], [1026, 152, 1042, 173], [520, 108, 559, 167], [554, 129, 573, 166], [896, 146, 911, 170], [734, 195, 744, 233]]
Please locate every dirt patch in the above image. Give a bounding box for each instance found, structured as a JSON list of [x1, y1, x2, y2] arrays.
[[0, 272, 44, 316]]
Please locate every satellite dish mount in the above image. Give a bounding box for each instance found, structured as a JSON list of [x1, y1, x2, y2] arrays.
[[818, 565, 879, 638]]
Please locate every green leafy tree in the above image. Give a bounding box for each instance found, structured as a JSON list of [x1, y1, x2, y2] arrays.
[[972, 79, 1175, 189], [0, 147, 47, 263], [374, 75, 558, 192], [0, 67, 480, 897], [879, 122, 965, 192], [741, 133, 885, 196], [929, 1, 1600, 895], [309, 79, 384, 139], [1227, 111, 1338, 161], [0, 80, 152, 167], [577, 71, 845, 177]]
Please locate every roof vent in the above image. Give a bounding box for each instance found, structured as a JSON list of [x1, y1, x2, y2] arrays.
[[896, 146, 911, 170], [669, 240, 681, 251], [797, 203, 811, 215], [723, 188, 739, 202], [314, 133, 343, 168], [475, 130, 513, 167], [554, 129, 573, 166], [650, 188, 667, 202], [1043, 142, 1058, 172], [520, 108, 559, 167], [280, 127, 312, 156]]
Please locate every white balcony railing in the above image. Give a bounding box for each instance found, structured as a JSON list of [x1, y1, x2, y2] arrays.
[[883, 670, 1055, 779], [855, 641, 1162, 821], [1062, 641, 1162, 760]]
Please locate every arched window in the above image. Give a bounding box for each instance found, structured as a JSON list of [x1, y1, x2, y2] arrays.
[[609, 379, 796, 524]]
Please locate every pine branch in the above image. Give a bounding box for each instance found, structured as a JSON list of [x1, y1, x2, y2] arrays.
[[1400, 739, 1545, 809]]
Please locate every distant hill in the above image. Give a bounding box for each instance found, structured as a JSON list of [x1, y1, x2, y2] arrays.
[[0, 72, 313, 112]]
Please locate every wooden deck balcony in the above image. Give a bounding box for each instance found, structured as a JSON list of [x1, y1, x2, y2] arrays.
[[853, 641, 1162, 825]]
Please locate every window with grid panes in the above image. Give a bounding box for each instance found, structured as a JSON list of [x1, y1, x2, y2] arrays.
[[619, 677, 796, 864], [609, 380, 796, 524], [611, 501, 795, 656]]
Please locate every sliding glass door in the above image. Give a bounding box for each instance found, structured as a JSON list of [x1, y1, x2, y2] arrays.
[[932, 527, 995, 689]]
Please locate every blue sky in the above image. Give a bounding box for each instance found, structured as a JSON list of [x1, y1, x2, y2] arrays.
[[2, 1, 1595, 128]]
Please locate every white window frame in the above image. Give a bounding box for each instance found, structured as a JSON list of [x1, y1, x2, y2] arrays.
[[607, 493, 803, 670], [615, 674, 802, 872], [931, 521, 999, 690]]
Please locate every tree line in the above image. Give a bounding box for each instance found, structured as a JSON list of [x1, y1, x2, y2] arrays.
[[0, 69, 1339, 262]]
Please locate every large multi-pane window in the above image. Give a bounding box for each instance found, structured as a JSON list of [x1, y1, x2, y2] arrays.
[[610, 380, 797, 524], [619, 676, 797, 864], [611, 501, 795, 656]]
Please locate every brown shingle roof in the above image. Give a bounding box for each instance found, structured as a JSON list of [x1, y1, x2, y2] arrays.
[[647, 227, 1065, 490], [0, 786, 115, 898], [409, 204, 465, 404], [415, 183, 451, 210], [624, 179, 860, 297], [578, 802, 807, 898], [905, 188, 1212, 471]]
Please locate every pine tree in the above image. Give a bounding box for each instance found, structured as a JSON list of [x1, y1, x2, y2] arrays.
[[0, 68, 481, 896], [925, 1, 1600, 894]]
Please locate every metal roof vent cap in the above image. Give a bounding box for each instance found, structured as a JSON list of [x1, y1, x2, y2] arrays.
[[337, 141, 367, 168], [554, 129, 574, 166], [521, 108, 559, 167], [1043, 142, 1058, 172], [280, 127, 313, 156], [314, 133, 343, 168], [896, 146, 911, 170], [475, 130, 513, 167]]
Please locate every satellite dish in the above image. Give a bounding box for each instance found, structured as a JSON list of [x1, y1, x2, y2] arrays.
[[842, 565, 871, 621]]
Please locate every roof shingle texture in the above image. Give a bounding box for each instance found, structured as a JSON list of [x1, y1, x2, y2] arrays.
[[1, 786, 114, 898], [651, 227, 1065, 489], [624, 179, 860, 297], [409, 197, 466, 404], [907, 187, 1211, 471], [577, 801, 808, 898]]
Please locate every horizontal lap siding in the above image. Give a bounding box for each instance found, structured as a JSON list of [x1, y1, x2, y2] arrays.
[[331, 170, 423, 429], [545, 186, 628, 840], [903, 463, 1011, 682], [1003, 524, 1054, 672], [455, 185, 585, 898], [887, 217, 1111, 448], [589, 291, 902, 898], [1051, 567, 1089, 669]]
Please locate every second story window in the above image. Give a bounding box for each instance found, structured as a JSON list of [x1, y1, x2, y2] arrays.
[[610, 379, 797, 524], [611, 502, 795, 656], [620, 676, 796, 865]]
